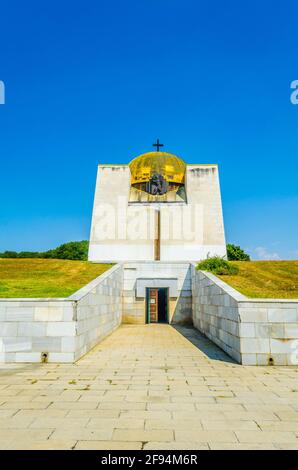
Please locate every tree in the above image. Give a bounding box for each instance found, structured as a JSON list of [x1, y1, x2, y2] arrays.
[[44, 241, 89, 261], [227, 244, 250, 261], [18, 251, 40, 258], [0, 241, 89, 261], [0, 251, 18, 258]]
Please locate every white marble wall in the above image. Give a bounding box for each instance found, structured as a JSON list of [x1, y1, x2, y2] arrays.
[[191, 268, 242, 363], [238, 300, 298, 365], [122, 262, 192, 324], [0, 300, 75, 363], [70, 265, 122, 360], [192, 267, 298, 365], [0, 265, 123, 363]]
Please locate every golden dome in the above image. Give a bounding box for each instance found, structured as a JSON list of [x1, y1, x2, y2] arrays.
[[129, 151, 186, 185]]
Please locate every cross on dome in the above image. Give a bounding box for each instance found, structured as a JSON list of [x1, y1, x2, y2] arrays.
[[152, 139, 164, 152]]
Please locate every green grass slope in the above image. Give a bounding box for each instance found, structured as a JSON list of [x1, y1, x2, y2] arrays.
[[218, 261, 298, 299], [0, 259, 113, 298]]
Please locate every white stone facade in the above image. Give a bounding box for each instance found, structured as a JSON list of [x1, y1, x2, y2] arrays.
[[192, 267, 298, 366], [88, 164, 226, 262], [122, 262, 192, 324]]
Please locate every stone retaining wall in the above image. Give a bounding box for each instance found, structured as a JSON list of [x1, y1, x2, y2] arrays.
[[0, 264, 123, 363], [192, 266, 298, 365], [191, 268, 242, 363], [2, 261, 298, 365], [70, 264, 122, 360]]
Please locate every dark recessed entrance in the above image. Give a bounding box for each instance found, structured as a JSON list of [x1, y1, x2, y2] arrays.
[[146, 287, 168, 324]]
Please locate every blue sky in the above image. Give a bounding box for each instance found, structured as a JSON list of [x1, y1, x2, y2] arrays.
[[0, 0, 297, 259]]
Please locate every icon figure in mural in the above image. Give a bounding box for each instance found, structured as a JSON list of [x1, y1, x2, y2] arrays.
[[146, 172, 169, 195]]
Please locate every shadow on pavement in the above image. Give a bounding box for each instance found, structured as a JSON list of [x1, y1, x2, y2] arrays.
[[173, 324, 236, 364]]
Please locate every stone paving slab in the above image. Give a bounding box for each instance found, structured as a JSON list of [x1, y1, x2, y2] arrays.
[[0, 324, 298, 449]]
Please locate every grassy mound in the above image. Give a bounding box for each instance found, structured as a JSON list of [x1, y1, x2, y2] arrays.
[[0, 259, 113, 298], [217, 261, 298, 299]]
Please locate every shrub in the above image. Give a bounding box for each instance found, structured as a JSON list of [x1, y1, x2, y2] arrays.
[[227, 243, 250, 261], [196, 256, 239, 276]]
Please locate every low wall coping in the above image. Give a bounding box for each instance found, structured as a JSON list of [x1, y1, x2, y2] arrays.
[[194, 266, 298, 304], [68, 263, 122, 301], [123, 261, 192, 266], [0, 298, 73, 304]]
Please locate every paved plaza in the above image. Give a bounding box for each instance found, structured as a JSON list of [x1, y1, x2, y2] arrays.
[[0, 324, 298, 449]]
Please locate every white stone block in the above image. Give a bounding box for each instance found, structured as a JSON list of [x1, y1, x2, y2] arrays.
[[5, 308, 34, 321], [34, 308, 50, 321], [255, 323, 271, 338], [268, 309, 297, 323], [123, 280, 135, 290], [62, 306, 74, 321], [18, 322, 47, 337], [32, 337, 61, 352], [287, 352, 298, 366], [0, 323, 18, 337], [238, 308, 268, 323], [0, 302, 21, 307], [0, 310, 7, 321], [46, 322, 76, 337], [239, 323, 255, 338], [270, 338, 297, 354], [43, 306, 69, 322], [241, 338, 270, 353], [3, 338, 32, 352], [15, 352, 41, 362], [270, 324, 285, 338], [241, 354, 257, 365], [284, 324, 298, 339], [256, 354, 270, 365]]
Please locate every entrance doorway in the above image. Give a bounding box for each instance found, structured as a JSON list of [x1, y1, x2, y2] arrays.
[[146, 288, 168, 324]]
